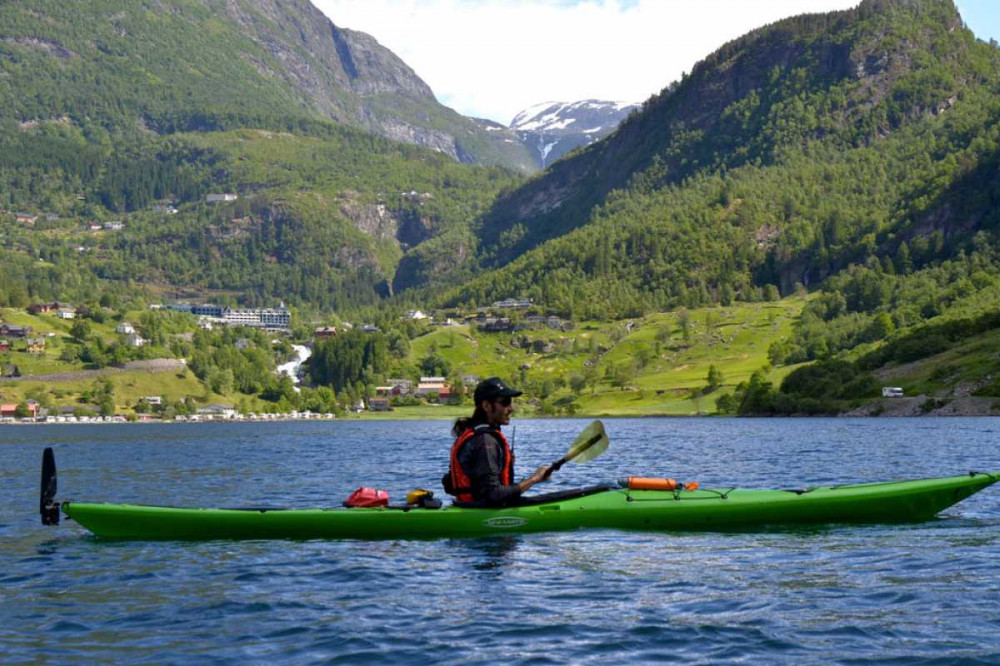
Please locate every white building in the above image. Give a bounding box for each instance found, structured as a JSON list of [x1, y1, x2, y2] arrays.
[[125, 331, 145, 347], [197, 404, 237, 419], [416, 376, 447, 396], [206, 193, 238, 203], [116, 322, 135, 335], [491, 297, 533, 309]]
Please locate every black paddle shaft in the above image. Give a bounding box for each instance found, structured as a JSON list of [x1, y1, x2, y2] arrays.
[[544, 431, 605, 479]]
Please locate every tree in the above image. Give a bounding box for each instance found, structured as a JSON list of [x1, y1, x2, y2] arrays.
[[706, 365, 724, 391], [420, 352, 451, 377], [70, 318, 92, 342], [677, 309, 691, 344], [715, 392, 737, 414]]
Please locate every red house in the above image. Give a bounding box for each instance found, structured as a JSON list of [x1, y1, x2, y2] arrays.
[[28, 302, 59, 315], [1, 403, 38, 418]]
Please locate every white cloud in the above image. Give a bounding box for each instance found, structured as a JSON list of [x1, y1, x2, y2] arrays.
[[312, 0, 860, 125]]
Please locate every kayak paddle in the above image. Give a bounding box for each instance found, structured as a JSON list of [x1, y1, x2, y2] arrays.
[[544, 420, 609, 479]]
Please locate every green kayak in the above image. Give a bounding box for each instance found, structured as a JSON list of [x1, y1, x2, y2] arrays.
[[59, 472, 998, 541]]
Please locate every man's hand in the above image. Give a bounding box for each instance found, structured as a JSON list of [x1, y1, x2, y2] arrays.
[[519, 465, 552, 493]]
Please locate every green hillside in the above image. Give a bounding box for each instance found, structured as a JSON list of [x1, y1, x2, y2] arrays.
[[0, 124, 521, 312], [0, 0, 533, 172], [399, 299, 804, 417], [454, 0, 1000, 312]]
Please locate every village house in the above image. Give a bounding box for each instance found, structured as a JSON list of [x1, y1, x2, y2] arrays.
[[0, 340, 9, 352], [368, 397, 392, 412], [197, 404, 237, 419], [313, 326, 338, 338], [490, 297, 533, 309], [524, 314, 569, 329], [0, 323, 32, 338], [479, 317, 514, 333], [26, 337, 45, 354], [15, 213, 37, 224], [125, 331, 145, 347], [206, 193, 239, 203], [87, 221, 102, 231], [0, 402, 38, 418], [416, 376, 448, 397], [104, 221, 124, 231], [386, 378, 414, 394], [405, 310, 429, 321], [27, 302, 59, 315], [116, 322, 135, 335], [142, 396, 163, 406], [56, 308, 76, 320]]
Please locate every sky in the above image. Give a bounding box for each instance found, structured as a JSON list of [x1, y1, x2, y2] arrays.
[[312, 0, 1000, 127]]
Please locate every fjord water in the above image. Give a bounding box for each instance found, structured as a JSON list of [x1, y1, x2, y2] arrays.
[[2, 418, 999, 664]]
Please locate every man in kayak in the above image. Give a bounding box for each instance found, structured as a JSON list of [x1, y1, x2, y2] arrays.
[[444, 377, 551, 506]]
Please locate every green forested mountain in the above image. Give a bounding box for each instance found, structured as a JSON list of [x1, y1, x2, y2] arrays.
[[4, 0, 1000, 362], [0, 125, 520, 312], [0, 0, 529, 310], [469, 0, 995, 269], [438, 0, 1000, 340]]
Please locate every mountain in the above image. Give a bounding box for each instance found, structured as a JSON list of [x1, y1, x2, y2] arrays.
[[0, 0, 530, 312], [0, 0, 534, 171], [510, 100, 639, 168], [444, 0, 1000, 317]]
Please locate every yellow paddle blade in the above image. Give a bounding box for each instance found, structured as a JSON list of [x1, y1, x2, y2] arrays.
[[565, 420, 609, 464]]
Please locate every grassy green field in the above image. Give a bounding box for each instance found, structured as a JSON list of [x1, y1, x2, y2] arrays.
[[406, 298, 807, 417], [870, 330, 1000, 398], [0, 369, 232, 413]]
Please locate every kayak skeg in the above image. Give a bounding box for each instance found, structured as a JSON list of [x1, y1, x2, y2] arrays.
[[57, 472, 999, 541]]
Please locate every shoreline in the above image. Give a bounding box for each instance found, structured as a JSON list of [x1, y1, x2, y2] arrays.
[[5, 407, 1000, 425]]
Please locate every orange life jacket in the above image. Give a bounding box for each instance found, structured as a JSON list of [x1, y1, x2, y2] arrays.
[[447, 424, 514, 503]]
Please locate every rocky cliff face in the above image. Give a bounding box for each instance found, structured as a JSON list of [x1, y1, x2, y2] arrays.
[[510, 100, 638, 168], [217, 0, 533, 169]]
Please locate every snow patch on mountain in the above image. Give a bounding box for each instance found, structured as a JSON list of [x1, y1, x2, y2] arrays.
[[509, 99, 638, 168]]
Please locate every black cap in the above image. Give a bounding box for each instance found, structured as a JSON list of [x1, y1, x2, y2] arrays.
[[474, 377, 523, 404]]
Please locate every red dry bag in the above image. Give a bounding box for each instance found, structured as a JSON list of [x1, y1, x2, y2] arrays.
[[343, 487, 390, 508]]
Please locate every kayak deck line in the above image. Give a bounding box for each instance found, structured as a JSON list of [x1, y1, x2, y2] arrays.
[[56, 471, 1000, 541]]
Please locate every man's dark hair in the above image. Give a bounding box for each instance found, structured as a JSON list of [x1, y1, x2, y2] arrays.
[[453, 404, 488, 437]]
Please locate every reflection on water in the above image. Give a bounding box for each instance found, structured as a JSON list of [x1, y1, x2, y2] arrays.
[[0, 418, 999, 664]]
